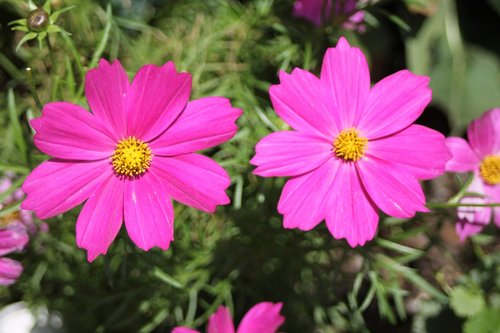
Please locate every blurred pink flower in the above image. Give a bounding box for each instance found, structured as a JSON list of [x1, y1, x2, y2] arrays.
[[173, 302, 284, 333], [293, 0, 365, 30], [22, 59, 242, 262], [251, 37, 451, 247], [445, 109, 500, 240], [0, 174, 31, 285]]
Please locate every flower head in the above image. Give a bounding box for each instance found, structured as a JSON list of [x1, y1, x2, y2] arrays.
[[445, 109, 500, 240], [9, 1, 73, 50], [22, 59, 242, 261], [173, 302, 284, 333], [251, 37, 451, 247], [293, 0, 365, 31]]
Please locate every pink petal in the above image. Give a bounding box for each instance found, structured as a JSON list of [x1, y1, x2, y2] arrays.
[[152, 154, 230, 213], [278, 159, 338, 231], [172, 328, 200, 333], [150, 97, 242, 156], [85, 59, 130, 139], [31, 102, 116, 160], [269, 68, 339, 139], [0, 258, 23, 286], [320, 37, 370, 129], [123, 173, 174, 251], [324, 162, 378, 247], [208, 306, 235, 333], [368, 125, 451, 180], [356, 157, 428, 218], [358, 70, 431, 139], [293, 0, 332, 26], [237, 302, 284, 333], [445, 137, 480, 172], [456, 176, 490, 240], [76, 175, 124, 262], [22, 159, 112, 219], [467, 108, 500, 157], [0, 226, 28, 256], [493, 207, 500, 228], [127, 62, 191, 141], [251, 131, 333, 177]]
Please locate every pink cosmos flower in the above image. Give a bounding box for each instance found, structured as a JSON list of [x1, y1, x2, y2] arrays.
[[173, 302, 284, 333], [250, 37, 451, 247], [0, 226, 28, 285], [293, 0, 365, 30], [445, 109, 500, 240], [22, 59, 242, 261]]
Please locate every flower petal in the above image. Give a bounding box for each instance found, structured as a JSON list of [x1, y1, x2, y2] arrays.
[[293, 0, 331, 26], [22, 159, 111, 219], [208, 306, 235, 333], [445, 137, 480, 172], [278, 159, 339, 231], [324, 162, 378, 247], [368, 125, 451, 179], [123, 173, 174, 251], [150, 97, 242, 156], [0, 226, 28, 256], [76, 175, 124, 262], [356, 156, 428, 218], [456, 176, 490, 240], [152, 154, 230, 213], [251, 131, 333, 177], [0, 258, 23, 286], [269, 68, 338, 139], [127, 62, 191, 141], [31, 102, 116, 160], [85, 59, 129, 139], [358, 70, 431, 139], [320, 37, 370, 129], [172, 328, 200, 333], [237, 302, 284, 333], [467, 108, 500, 157]]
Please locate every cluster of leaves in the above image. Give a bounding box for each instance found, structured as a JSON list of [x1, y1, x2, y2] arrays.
[[0, 0, 499, 332]]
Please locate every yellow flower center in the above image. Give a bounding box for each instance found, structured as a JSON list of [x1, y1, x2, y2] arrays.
[[0, 212, 20, 228], [111, 136, 152, 177], [333, 128, 368, 162], [479, 155, 500, 185]]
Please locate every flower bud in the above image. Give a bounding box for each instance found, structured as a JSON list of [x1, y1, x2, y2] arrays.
[[27, 8, 50, 32]]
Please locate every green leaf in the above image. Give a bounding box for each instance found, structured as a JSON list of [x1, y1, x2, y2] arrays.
[[450, 286, 485, 318], [15, 32, 38, 51], [7, 89, 27, 163], [464, 307, 500, 333], [49, 5, 76, 23], [152, 267, 184, 289], [8, 18, 27, 26]]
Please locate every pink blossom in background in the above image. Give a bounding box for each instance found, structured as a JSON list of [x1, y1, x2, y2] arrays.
[[22, 59, 242, 262], [0, 174, 31, 285], [293, 0, 365, 31], [445, 109, 500, 240], [251, 37, 451, 247], [173, 302, 284, 333]]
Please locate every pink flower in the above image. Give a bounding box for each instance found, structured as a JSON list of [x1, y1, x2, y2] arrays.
[[173, 302, 284, 333], [445, 109, 500, 240], [251, 37, 451, 247], [293, 0, 365, 30], [0, 225, 28, 286], [22, 59, 242, 261]]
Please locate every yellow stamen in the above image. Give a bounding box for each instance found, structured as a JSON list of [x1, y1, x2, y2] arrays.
[[479, 155, 500, 185], [0, 212, 20, 228], [334, 128, 368, 162], [111, 136, 152, 177]]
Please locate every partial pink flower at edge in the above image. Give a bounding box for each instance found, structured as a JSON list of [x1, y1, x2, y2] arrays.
[[293, 0, 365, 31], [251, 36, 451, 247], [22, 59, 242, 262], [445, 108, 500, 240], [173, 302, 285, 333]]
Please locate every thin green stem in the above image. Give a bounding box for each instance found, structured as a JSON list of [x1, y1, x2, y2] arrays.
[[45, 35, 57, 72], [427, 202, 500, 209], [26, 67, 43, 112]]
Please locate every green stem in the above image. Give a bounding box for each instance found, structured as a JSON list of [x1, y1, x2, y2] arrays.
[[427, 202, 500, 209], [26, 67, 43, 112], [45, 35, 57, 72]]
